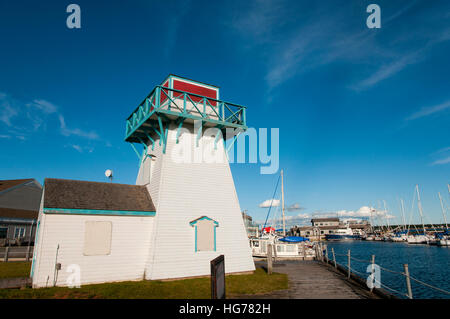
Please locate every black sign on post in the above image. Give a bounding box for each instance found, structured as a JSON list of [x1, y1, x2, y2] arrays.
[[210, 255, 225, 299]]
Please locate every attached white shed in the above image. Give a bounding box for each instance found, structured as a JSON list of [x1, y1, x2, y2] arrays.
[[32, 75, 256, 288], [31, 179, 156, 288]]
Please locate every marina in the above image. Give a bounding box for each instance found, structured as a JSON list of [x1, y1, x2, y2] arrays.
[[326, 240, 450, 299], [1, 0, 450, 310], [246, 172, 450, 299]]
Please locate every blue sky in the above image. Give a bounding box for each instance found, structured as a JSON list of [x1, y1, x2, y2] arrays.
[[0, 1, 449, 226]]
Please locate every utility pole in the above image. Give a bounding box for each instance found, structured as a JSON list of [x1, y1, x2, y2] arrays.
[[281, 169, 286, 236]]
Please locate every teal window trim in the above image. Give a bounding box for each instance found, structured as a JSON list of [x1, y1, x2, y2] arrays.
[[30, 220, 40, 279], [43, 208, 156, 217], [194, 225, 197, 252], [189, 216, 219, 252]]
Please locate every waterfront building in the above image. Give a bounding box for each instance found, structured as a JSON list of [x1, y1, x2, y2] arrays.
[[311, 217, 340, 227], [31, 75, 255, 288], [0, 179, 42, 246], [289, 217, 371, 240], [242, 211, 259, 238]]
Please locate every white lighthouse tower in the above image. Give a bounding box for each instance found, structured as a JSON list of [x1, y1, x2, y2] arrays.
[[125, 75, 255, 280]]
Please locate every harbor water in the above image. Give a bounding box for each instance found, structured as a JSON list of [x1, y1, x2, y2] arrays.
[[326, 241, 450, 299]]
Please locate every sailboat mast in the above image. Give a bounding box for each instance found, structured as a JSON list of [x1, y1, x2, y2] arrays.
[[400, 198, 406, 232], [383, 200, 390, 232], [377, 200, 385, 233], [369, 206, 374, 233], [438, 192, 448, 230], [281, 169, 285, 236], [416, 184, 426, 235]]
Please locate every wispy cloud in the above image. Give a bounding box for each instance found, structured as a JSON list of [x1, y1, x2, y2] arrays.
[[431, 156, 450, 166], [231, 0, 288, 45], [66, 144, 94, 153], [286, 203, 305, 212], [406, 99, 450, 121], [382, 0, 419, 25], [27, 99, 58, 114], [162, 0, 191, 58], [430, 146, 450, 166], [259, 198, 280, 208], [58, 115, 99, 140], [0, 93, 18, 126], [0, 91, 100, 142], [71, 144, 83, 152], [352, 51, 423, 90], [434, 146, 450, 154], [264, 29, 315, 89], [229, 1, 450, 91]]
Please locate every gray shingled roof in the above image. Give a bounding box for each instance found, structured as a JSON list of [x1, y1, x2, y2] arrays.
[[0, 179, 42, 211], [44, 178, 155, 212], [311, 218, 340, 222], [0, 207, 38, 219], [0, 179, 35, 192]]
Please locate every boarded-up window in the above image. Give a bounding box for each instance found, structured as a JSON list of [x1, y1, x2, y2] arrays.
[[196, 219, 215, 251], [83, 221, 112, 256]]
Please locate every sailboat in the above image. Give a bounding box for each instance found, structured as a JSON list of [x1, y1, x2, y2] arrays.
[[250, 170, 316, 259], [391, 199, 408, 242], [407, 185, 431, 244], [436, 188, 450, 246]]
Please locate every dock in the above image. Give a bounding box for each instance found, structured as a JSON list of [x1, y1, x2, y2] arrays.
[[241, 260, 380, 299]]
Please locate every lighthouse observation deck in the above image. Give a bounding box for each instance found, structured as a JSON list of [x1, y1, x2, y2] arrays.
[[125, 75, 247, 147]]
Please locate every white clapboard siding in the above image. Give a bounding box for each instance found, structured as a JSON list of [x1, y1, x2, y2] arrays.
[[30, 190, 46, 283], [139, 123, 255, 280], [32, 213, 153, 288]]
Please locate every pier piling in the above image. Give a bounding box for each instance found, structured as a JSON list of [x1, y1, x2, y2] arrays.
[[403, 264, 413, 299], [347, 250, 351, 279], [370, 255, 375, 293], [332, 248, 336, 268], [267, 244, 273, 275], [320, 243, 324, 261], [302, 243, 306, 260]]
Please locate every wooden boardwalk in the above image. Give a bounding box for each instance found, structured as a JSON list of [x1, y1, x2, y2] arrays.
[[241, 260, 377, 299]]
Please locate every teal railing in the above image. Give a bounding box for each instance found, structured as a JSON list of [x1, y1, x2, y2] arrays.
[[125, 86, 247, 141]]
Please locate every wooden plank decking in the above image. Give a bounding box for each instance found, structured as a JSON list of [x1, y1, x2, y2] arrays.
[[240, 260, 377, 299]]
